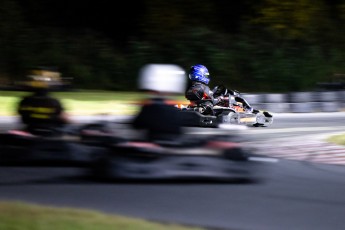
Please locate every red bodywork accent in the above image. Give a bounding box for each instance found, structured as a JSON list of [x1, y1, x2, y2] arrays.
[[117, 142, 161, 149], [8, 130, 35, 137], [205, 141, 241, 149]]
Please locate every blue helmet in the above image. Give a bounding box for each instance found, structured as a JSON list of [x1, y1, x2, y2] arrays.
[[189, 64, 210, 85]]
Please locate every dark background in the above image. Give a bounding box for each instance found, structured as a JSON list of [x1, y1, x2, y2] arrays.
[[1, 0, 345, 92], [19, 1, 248, 44]]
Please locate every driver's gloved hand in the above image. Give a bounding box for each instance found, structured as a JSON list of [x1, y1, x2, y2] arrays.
[[215, 96, 225, 105]]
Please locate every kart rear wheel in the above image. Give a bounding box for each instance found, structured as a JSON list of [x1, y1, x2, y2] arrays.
[[229, 112, 239, 124], [217, 111, 239, 124]]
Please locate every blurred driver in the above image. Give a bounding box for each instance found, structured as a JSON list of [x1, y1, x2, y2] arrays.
[[17, 79, 70, 135], [132, 64, 186, 142]]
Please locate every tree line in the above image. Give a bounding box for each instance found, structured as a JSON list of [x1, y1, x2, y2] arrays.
[[1, 0, 345, 92]]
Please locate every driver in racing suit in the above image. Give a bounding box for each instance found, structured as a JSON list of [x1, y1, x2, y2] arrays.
[[185, 64, 255, 114], [17, 80, 70, 135], [185, 64, 224, 115], [132, 64, 186, 142]]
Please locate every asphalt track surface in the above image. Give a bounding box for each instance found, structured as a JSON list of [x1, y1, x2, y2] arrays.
[[1, 113, 345, 230]]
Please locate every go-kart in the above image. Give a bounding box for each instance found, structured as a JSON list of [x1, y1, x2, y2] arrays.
[[177, 85, 273, 128], [76, 121, 269, 182], [0, 120, 270, 182], [0, 125, 106, 167]]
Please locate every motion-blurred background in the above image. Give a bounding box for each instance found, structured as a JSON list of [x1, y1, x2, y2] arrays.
[[1, 0, 345, 92]]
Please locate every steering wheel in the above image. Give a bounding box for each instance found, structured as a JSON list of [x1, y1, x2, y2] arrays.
[[213, 85, 228, 97]]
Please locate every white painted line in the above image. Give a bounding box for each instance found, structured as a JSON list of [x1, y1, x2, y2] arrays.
[[248, 157, 279, 163], [218, 123, 248, 130], [242, 126, 345, 134]]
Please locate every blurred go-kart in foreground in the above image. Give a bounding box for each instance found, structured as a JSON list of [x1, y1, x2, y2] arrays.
[[0, 120, 271, 182], [177, 85, 273, 128]]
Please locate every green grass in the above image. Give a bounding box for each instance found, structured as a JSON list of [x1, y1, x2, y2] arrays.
[[0, 90, 142, 116], [0, 90, 188, 116], [0, 201, 204, 230], [326, 133, 345, 146]]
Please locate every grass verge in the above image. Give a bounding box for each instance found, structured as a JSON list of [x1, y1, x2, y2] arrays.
[[0, 90, 142, 116], [0, 90, 188, 116], [0, 201, 204, 230], [326, 133, 345, 146]]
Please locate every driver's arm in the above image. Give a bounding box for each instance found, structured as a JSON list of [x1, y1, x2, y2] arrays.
[[204, 87, 218, 105], [209, 86, 225, 105], [208, 90, 224, 105]]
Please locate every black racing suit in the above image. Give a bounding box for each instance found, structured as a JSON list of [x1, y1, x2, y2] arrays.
[[185, 82, 222, 115], [17, 91, 66, 134], [132, 97, 183, 142]]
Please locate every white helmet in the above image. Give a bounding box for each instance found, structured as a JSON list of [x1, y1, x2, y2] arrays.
[[138, 64, 186, 94]]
